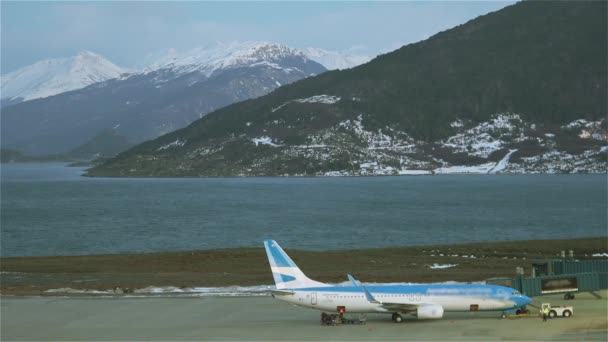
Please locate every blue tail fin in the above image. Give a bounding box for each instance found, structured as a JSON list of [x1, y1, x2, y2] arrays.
[[263, 240, 328, 289]]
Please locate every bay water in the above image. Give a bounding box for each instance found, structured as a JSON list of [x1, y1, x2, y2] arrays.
[[1, 163, 606, 257]]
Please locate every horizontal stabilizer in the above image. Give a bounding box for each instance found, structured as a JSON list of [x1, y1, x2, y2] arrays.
[[269, 289, 295, 296]]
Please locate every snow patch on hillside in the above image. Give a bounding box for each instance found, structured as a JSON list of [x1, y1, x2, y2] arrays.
[[434, 163, 496, 174], [272, 95, 341, 112], [338, 115, 415, 150], [157, 139, 186, 151], [429, 264, 458, 269], [442, 114, 525, 158], [252, 136, 282, 147], [508, 149, 606, 173], [398, 170, 433, 175], [294, 95, 341, 104], [562, 119, 598, 129], [488, 149, 517, 174]]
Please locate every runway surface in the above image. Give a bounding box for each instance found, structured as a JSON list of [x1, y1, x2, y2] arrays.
[[2, 291, 606, 341]]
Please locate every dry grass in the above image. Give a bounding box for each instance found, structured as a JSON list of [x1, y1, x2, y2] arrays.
[[1, 237, 606, 295]]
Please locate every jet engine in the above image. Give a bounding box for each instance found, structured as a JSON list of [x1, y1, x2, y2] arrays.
[[416, 304, 444, 319]]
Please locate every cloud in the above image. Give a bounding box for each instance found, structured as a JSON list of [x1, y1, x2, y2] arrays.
[[1, 1, 516, 72]]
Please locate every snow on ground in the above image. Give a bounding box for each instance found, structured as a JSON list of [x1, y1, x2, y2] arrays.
[[359, 163, 396, 176], [294, 95, 341, 104], [44, 280, 489, 297], [398, 170, 433, 175], [323, 170, 351, 176], [157, 139, 186, 151], [46, 288, 114, 294], [562, 119, 598, 129], [247, 112, 604, 175], [271, 95, 340, 112], [442, 114, 524, 158], [509, 149, 606, 173], [252, 136, 282, 147], [338, 115, 413, 149], [450, 119, 464, 128], [429, 264, 458, 269], [134, 285, 272, 296], [488, 149, 517, 174], [434, 163, 496, 174]]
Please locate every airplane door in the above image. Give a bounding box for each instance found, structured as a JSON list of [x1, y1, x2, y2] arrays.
[[311, 292, 317, 305]]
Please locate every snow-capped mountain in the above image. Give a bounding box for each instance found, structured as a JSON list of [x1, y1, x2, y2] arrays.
[[1, 51, 127, 103], [146, 41, 315, 77], [300, 47, 372, 70], [147, 42, 373, 73], [1, 42, 326, 157]]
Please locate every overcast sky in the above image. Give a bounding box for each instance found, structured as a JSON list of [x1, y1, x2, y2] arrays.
[[1, 1, 516, 73]]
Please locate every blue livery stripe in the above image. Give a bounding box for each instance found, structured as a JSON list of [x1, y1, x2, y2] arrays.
[[285, 284, 514, 296], [265, 240, 297, 268], [277, 273, 296, 282]]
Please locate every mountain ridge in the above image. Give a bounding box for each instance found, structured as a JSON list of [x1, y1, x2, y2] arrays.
[[87, 0, 607, 177], [2, 42, 372, 108]]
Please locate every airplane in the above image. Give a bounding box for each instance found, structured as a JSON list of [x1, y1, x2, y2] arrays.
[[263, 239, 532, 322]]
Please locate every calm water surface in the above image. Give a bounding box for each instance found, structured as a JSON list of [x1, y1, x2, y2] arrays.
[[1, 163, 606, 257]]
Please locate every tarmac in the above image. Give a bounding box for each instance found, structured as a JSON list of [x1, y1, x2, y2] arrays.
[[2, 290, 606, 341]]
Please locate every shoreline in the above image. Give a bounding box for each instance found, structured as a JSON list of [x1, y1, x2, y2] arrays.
[[2, 237, 607, 296], [5, 162, 605, 176]]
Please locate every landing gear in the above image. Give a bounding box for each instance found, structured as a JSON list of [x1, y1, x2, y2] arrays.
[[391, 313, 403, 323], [564, 293, 575, 300]]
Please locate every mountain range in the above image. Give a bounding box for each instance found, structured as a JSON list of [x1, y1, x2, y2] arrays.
[[86, 0, 607, 177], [1, 43, 370, 107], [2, 42, 367, 157]]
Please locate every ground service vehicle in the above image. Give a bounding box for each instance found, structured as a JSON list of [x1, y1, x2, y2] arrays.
[[542, 303, 573, 318]]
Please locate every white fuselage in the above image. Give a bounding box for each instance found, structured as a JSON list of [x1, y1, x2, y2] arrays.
[[276, 288, 517, 314]]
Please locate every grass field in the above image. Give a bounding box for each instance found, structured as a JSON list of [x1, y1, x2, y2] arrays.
[[1, 237, 606, 295]]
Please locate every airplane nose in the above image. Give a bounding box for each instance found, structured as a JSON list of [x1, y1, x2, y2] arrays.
[[516, 295, 533, 307]]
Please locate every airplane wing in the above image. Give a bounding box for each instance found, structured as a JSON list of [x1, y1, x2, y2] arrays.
[[375, 302, 419, 312], [347, 274, 421, 312]]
